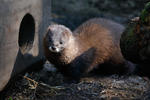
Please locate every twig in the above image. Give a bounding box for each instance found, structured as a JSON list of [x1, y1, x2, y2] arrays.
[[23, 75, 65, 90]]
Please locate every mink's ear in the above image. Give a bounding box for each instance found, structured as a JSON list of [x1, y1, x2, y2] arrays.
[[44, 28, 52, 43], [46, 27, 53, 36], [64, 26, 73, 36], [62, 29, 71, 37]]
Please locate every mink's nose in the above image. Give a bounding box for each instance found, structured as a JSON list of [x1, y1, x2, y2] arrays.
[[49, 45, 60, 52], [51, 46, 56, 51]]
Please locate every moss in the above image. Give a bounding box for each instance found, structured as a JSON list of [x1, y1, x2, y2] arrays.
[[8, 97, 13, 100], [122, 23, 137, 49], [120, 2, 150, 63], [140, 2, 150, 24], [120, 22, 140, 63]]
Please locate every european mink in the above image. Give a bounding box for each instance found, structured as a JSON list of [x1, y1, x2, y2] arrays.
[[43, 18, 135, 79]]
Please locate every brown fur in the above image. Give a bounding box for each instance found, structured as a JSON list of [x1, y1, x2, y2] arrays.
[[43, 18, 132, 79]]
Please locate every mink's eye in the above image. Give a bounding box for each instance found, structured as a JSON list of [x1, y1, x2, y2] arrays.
[[49, 39, 52, 42], [60, 41, 63, 44]]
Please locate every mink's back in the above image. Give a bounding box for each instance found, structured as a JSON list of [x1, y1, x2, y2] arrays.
[[74, 18, 124, 45], [73, 18, 125, 67]]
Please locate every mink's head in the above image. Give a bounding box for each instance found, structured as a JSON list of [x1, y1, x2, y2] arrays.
[[45, 25, 73, 53]]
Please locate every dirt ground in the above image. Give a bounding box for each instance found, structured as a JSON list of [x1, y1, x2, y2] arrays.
[[1, 0, 150, 100], [1, 62, 150, 100]]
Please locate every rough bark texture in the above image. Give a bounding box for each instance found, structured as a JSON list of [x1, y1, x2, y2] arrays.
[[120, 2, 150, 64]]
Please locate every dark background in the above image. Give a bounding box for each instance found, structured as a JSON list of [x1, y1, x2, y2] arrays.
[[52, 0, 149, 30]]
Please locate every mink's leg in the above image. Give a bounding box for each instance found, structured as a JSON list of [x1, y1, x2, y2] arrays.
[[63, 48, 97, 80]]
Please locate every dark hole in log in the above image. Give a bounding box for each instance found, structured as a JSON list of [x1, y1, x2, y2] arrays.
[[18, 13, 35, 54]]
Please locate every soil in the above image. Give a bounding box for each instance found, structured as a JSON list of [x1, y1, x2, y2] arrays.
[[1, 0, 150, 100], [1, 62, 150, 100]]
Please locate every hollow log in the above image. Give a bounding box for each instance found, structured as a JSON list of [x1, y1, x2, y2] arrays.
[[0, 0, 51, 92]]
